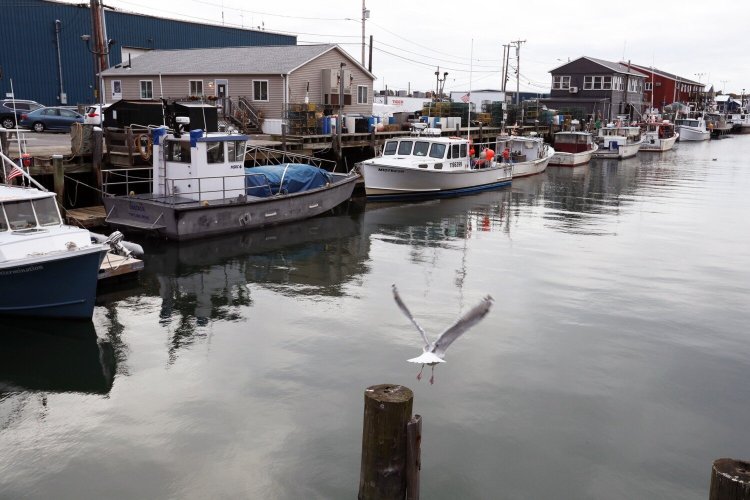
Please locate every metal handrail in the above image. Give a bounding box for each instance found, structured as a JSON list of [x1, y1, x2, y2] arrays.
[[244, 145, 337, 169]]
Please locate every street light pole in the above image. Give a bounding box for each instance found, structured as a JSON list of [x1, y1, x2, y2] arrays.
[[361, 1, 369, 66]]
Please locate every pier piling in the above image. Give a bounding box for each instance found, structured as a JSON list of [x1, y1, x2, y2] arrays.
[[710, 458, 750, 500], [52, 154, 64, 204], [358, 384, 416, 500]]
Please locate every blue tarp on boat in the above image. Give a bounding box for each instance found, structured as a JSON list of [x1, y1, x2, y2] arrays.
[[244, 164, 332, 198]]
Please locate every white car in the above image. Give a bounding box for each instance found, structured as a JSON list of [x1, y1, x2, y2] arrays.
[[83, 103, 110, 125]]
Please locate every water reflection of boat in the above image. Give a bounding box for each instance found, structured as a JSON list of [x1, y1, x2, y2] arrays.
[[0, 319, 115, 394], [141, 205, 369, 325]]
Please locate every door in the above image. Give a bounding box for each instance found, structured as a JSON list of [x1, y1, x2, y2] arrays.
[[215, 80, 228, 110]]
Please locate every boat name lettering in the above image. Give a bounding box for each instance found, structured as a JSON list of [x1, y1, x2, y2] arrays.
[[128, 202, 145, 212], [0, 265, 43, 276], [377, 168, 403, 174]]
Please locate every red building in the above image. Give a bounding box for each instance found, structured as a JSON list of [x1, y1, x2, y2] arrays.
[[624, 63, 703, 110]]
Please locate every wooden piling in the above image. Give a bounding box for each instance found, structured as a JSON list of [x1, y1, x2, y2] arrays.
[[0, 129, 8, 154], [358, 384, 414, 500], [52, 154, 64, 204], [405, 414, 422, 500], [92, 127, 103, 195], [710, 458, 750, 500]]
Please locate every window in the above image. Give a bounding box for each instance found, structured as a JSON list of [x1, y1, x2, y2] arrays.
[[451, 144, 461, 159], [206, 141, 225, 164], [42, 109, 60, 117], [383, 141, 398, 155], [33, 197, 61, 226], [583, 76, 613, 90], [413, 141, 429, 156], [357, 85, 368, 104], [140, 80, 153, 99], [165, 140, 191, 163], [460, 143, 467, 158], [428, 143, 446, 159], [189, 80, 204, 97], [59, 109, 78, 118], [227, 141, 246, 162], [645, 82, 653, 91], [112, 80, 122, 99], [397, 141, 413, 155], [3, 200, 37, 230], [253, 80, 269, 101], [552, 75, 571, 90], [0, 205, 8, 231], [628, 78, 641, 92]]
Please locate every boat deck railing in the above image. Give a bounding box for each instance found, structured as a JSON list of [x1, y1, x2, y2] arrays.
[[103, 168, 297, 206]]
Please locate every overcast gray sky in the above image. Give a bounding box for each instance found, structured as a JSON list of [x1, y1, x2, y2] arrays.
[[76, 0, 747, 96]]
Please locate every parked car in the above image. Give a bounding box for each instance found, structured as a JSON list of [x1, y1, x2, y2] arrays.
[[0, 99, 44, 129], [83, 103, 111, 125], [19, 107, 84, 132]]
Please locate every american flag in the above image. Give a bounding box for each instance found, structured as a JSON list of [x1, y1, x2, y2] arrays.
[[461, 93, 470, 103], [6, 165, 24, 181]]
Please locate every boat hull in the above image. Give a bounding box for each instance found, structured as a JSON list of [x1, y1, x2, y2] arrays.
[[592, 140, 642, 160], [103, 172, 359, 240], [640, 133, 679, 152], [677, 126, 710, 141], [549, 145, 596, 167], [511, 154, 553, 178], [0, 246, 107, 319], [363, 163, 513, 201]]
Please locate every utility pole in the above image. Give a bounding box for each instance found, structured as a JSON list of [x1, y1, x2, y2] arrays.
[[361, 1, 369, 66], [500, 44, 508, 93], [510, 40, 526, 106]]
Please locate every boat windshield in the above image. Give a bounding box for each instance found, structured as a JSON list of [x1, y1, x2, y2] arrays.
[[34, 196, 62, 226], [429, 143, 446, 159], [227, 141, 247, 162], [413, 141, 430, 157], [3, 200, 38, 230], [0, 205, 7, 232], [397, 141, 413, 155], [383, 141, 397, 155]]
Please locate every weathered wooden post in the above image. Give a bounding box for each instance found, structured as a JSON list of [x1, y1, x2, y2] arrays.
[[358, 384, 414, 500], [709, 458, 750, 500], [92, 126, 103, 197], [52, 154, 64, 205], [0, 128, 8, 155], [405, 414, 422, 500]]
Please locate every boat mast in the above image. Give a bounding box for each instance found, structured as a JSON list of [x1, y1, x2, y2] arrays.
[[467, 39, 473, 141]]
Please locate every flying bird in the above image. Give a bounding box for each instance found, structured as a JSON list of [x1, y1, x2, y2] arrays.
[[392, 284, 494, 384]]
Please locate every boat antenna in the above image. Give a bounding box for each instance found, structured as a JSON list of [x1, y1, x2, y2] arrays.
[[159, 72, 166, 126]]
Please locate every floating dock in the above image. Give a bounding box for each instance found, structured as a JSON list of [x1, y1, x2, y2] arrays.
[[98, 252, 143, 282]]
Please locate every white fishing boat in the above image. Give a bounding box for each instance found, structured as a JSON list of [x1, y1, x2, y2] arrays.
[[727, 110, 750, 134], [358, 131, 513, 200], [639, 121, 679, 152], [101, 122, 359, 240], [495, 134, 555, 177], [705, 113, 732, 138], [592, 124, 643, 159], [675, 115, 710, 141], [548, 130, 598, 166]]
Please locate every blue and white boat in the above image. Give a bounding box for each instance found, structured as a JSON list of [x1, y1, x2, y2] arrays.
[[0, 182, 109, 319]]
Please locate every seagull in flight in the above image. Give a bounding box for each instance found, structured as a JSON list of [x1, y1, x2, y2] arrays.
[[392, 284, 494, 384]]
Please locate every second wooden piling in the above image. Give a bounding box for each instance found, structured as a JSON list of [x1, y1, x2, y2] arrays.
[[710, 458, 750, 500]]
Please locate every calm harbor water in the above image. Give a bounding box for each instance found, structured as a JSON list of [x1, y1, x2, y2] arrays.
[[2, 135, 749, 499]]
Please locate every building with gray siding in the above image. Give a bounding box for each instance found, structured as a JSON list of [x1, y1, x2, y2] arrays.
[[0, 0, 294, 107], [540, 57, 648, 122]]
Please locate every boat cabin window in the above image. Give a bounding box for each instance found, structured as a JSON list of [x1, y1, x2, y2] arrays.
[[0, 205, 8, 231], [227, 141, 247, 162], [397, 141, 413, 155], [383, 141, 398, 155], [3, 200, 37, 230], [165, 140, 192, 163], [429, 143, 446, 159], [33, 197, 62, 226], [451, 144, 460, 159], [206, 141, 225, 164], [413, 141, 430, 157]]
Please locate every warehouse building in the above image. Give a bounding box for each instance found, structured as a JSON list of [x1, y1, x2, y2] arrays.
[[0, 0, 295, 107]]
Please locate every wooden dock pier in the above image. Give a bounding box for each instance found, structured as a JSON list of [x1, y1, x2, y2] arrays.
[[98, 252, 143, 282]]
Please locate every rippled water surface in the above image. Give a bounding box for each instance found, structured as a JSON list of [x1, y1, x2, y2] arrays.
[[2, 136, 749, 499]]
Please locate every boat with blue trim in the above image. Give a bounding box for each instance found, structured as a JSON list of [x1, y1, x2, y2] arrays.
[[357, 130, 515, 201], [101, 125, 360, 240]]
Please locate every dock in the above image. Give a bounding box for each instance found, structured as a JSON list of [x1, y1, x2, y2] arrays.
[[67, 205, 107, 228], [98, 252, 144, 282]]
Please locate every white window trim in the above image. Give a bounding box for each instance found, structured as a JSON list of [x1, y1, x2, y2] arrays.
[[189, 80, 204, 97], [253, 80, 269, 102], [645, 82, 653, 91], [357, 85, 368, 104], [140, 80, 153, 99], [552, 75, 570, 90]]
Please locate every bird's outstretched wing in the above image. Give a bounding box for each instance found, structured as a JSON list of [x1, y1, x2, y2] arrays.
[[432, 295, 493, 358], [392, 284, 431, 349]]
